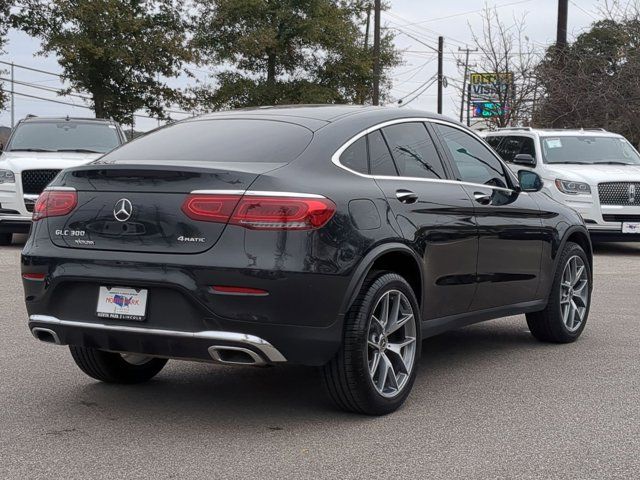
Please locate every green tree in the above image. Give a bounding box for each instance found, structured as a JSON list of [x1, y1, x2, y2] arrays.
[[190, 0, 400, 109], [13, 0, 194, 124], [535, 17, 640, 143], [0, 0, 12, 111]]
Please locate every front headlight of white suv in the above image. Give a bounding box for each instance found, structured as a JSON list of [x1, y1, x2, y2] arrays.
[[555, 179, 591, 195], [0, 169, 15, 184]]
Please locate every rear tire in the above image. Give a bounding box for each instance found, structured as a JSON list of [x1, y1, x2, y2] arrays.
[[0, 233, 12, 246], [322, 272, 421, 415], [526, 242, 591, 343], [69, 346, 167, 384]]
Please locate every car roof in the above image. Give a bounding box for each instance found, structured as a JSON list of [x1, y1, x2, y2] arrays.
[[193, 105, 458, 131], [484, 128, 624, 138], [19, 116, 119, 125]]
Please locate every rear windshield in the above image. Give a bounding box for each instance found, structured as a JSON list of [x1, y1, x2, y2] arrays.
[[101, 119, 313, 163], [541, 135, 640, 165], [7, 122, 121, 154]]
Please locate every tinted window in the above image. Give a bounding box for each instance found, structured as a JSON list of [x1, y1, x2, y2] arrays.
[[540, 135, 640, 165], [486, 136, 536, 163], [367, 130, 397, 176], [382, 123, 446, 179], [8, 122, 121, 154], [436, 124, 508, 188], [340, 137, 368, 173], [102, 119, 312, 163]]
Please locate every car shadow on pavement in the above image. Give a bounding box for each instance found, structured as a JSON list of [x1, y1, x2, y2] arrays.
[[66, 319, 540, 424], [592, 241, 640, 255]]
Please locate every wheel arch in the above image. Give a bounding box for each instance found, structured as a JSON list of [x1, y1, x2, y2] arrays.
[[339, 243, 424, 316], [554, 226, 593, 284]]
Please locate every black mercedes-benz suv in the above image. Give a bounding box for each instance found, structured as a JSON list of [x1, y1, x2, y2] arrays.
[[22, 106, 593, 415]]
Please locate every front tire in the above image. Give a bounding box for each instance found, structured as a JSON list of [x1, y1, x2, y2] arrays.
[[0, 233, 12, 246], [69, 346, 168, 384], [526, 242, 591, 343], [322, 272, 421, 415]]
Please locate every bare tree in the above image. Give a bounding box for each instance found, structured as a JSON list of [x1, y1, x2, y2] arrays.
[[463, 6, 540, 128]]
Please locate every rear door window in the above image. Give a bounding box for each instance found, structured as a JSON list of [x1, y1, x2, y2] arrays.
[[382, 122, 447, 179]]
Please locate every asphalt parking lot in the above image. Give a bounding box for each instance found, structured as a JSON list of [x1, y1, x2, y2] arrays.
[[1, 236, 639, 479]]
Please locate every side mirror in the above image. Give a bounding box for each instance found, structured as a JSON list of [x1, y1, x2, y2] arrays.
[[513, 153, 536, 167], [518, 169, 543, 192]]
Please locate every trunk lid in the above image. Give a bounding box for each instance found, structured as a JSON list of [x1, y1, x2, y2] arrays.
[[46, 162, 279, 254]]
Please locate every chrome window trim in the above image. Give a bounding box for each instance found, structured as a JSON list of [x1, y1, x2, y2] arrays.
[[331, 117, 517, 194]]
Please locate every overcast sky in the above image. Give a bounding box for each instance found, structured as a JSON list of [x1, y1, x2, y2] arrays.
[[0, 0, 604, 131]]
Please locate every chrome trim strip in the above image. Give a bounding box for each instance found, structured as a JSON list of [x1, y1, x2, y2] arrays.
[[190, 189, 246, 195], [244, 191, 325, 198], [0, 215, 31, 222], [44, 186, 76, 192], [330, 116, 517, 194], [23, 194, 39, 201], [28, 314, 287, 363], [189, 189, 326, 199]]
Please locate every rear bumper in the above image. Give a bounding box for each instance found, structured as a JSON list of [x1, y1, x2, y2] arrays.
[[0, 214, 31, 234], [29, 314, 286, 365]]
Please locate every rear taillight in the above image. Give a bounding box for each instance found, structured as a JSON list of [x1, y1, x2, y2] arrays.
[[33, 189, 77, 221], [181, 193, 336, 230], [180, 194, 242, 222]]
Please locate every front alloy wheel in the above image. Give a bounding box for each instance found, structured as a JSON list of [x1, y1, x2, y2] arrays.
[[526, 241, 591, 343]]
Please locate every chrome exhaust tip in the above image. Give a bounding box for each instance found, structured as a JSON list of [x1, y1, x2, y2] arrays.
[[208, 346, 267, 366], [31, 327, 62, 345]]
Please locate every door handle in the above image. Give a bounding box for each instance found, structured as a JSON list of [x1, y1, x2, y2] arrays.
[[396, 189, 418, 204], [473, 191, 492, 205]]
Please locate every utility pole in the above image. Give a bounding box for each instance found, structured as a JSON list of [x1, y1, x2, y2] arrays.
[[556, 0, 568, 49], [467, 83, 472, 127], [437, 36, 444, 114], [372, 0, 381, 105], [10, 62, 14, 128], [457, 46, 478, 123]]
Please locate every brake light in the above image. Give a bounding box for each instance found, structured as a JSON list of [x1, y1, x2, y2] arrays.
[[32, 190, 77, 221], [181, 193, 336, 230]]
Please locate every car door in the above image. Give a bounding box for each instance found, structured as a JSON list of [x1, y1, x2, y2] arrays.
[[368, 121, 478, 320], [432, 122, 544, 310]]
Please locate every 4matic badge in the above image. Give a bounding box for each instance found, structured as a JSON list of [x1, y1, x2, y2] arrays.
[[177, 235, 206, 243]]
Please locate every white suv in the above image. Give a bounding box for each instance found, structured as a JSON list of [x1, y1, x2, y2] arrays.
[[483, 127, 640, 241], [0, 116, 126, 245]]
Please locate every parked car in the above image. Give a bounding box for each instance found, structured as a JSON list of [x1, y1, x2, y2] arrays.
[[22, 106, 592, 415], [483, 127, 640, 241], [0, 116, 127, 245]]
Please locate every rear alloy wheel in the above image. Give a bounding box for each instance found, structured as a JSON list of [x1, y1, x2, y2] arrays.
[[526, 241, 591, 343], [69, 346, 168, 384], [0, 233, 12, 246], [322, 272, 421, 415]]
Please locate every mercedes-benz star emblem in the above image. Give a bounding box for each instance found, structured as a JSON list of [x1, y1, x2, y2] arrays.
[[113, 198, 133, 222]]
